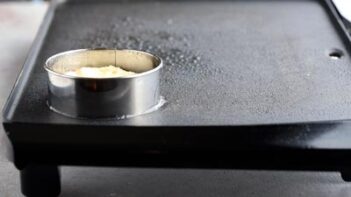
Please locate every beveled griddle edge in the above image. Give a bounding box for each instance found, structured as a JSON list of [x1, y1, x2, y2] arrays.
[[2, 0, 61, 123]]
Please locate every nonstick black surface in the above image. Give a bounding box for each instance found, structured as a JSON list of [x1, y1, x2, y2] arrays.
[[5, 0, 351, 126]]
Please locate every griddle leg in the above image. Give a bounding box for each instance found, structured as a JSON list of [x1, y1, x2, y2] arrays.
[[20, 164, 61, 197], [341, 171, 351, 182]]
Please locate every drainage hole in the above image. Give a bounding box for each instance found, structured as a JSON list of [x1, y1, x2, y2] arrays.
[[328, 49, 344, 60]]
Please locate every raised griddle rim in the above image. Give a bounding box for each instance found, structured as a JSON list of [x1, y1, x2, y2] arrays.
[[2, 0, 57, 123], [2, 0, 351, 172]]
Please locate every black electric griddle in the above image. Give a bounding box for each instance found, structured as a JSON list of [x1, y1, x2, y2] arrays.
[[2, 0, 351, 196]]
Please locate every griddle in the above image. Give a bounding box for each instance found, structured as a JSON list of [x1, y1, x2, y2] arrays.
[[2, 0, 351, 196]]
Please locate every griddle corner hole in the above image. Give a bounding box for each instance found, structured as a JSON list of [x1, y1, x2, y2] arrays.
[[327, 48, 344, 60]]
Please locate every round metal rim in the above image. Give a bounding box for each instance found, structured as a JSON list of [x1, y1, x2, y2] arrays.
[[44, 48, 163, 80]]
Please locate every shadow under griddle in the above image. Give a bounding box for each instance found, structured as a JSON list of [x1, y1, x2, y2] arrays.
[[60, 167, 351, 197]]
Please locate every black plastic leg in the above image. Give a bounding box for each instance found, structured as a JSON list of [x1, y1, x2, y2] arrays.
[[20, 164, 61, 197], [341, 171, 351, 182]]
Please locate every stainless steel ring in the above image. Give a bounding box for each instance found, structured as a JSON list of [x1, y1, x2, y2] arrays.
[[44, 49, 163, 119]]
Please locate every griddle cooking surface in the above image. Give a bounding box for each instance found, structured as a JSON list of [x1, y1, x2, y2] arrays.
[[6, 1, 351, 126]]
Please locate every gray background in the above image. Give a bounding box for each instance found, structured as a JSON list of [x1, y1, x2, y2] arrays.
[[1, 2, 351, 197]]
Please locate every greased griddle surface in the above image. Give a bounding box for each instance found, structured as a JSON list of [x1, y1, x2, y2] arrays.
[[9, 1, 351, 126]]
